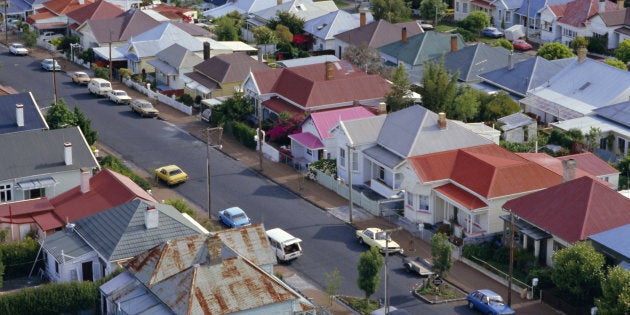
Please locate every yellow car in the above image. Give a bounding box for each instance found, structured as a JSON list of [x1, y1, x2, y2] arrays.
[[72, 71, 91, 85], [155, 165, 188, 185]]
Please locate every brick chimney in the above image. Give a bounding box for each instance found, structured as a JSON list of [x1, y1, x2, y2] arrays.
[[360, 11, 366, 27], [203, 41, 210, 60], [325, 61, 335, 80], [619, 0, 625, 10], [562, 159, 577, 182], [80, 168, 90, 194], [16, 104, 24, 127], [64, 142, 72, 165], [438, 112, 447, 129], [402, 27, 407, 43], [599, 0, 606, 12], [450, 35, 458, 52], [145, 204, 159, 229], [577, 45, 587, 63]]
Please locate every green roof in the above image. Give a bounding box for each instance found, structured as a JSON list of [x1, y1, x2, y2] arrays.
[[378, 32, 466, 66]]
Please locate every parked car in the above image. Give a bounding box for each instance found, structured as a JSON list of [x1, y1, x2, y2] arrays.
[[71, 72, 91, 85], [41, 59, 61, 71], [107, 90, 132, 104], [481, 27, 504, 38], [87, 78, 112, 96], [417, 20, 433, 30], [9, 43, 28, 55], [356, 227, 403, 254], [512, 39, 532, 51], [266, 228, 303, 262], [467, 289, 515, 315], [218, 206, 252, 228], [130, 99, 159, 118], [154, 165, 188, 185]]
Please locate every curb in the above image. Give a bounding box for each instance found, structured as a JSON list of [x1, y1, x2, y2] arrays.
[[411, 280, 468, 305]]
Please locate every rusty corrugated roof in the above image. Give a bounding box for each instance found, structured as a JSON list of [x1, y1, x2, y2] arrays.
[[217, 223, 276, 267]]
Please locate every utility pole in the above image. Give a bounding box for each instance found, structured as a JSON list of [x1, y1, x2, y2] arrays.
[[206, 127, 223, 218], [383, 227, 402, 315], [525, 0, 531, 41], [109, 30, 113, 82], [508, 211, 515, 306], [346, 143, 354, 224], [4, 0, 7, 46], [51, 48, 58, 103], [257, 95, 263, 171]]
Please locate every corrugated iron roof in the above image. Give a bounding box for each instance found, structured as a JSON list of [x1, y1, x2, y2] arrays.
[[434, 183, 488, 210], [66, 0, 123, 25], [217, 224, 276, 267], [309, 106, 375, 140]]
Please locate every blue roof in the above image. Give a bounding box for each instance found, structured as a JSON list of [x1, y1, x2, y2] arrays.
[[589, 223, 630, 260], [515, 0, 572, 18], [593, 101, 630, 128], [0, 92, 48, 134]]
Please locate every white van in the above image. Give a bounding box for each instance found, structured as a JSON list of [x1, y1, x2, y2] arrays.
[[266, 228, 303, 262], [88, 78, 112, 96]]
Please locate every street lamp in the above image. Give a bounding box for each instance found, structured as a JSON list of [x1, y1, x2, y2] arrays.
[[383, 227, 402, 315], [206, 127, 223, 218]]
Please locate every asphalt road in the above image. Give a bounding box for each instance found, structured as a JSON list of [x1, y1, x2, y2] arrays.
[[0, 49, 475, 314]]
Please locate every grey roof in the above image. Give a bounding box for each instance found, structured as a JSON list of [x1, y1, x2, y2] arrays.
[[497, 112, 536, 131], [304, 10, 373, 40], [0, 127, 99, 182], [341, 114, 387, 145], [479, 56, 574, 96], [589, 223, 630, 260], [40, 227, 93, 263], [88, 9, 161, 43], [99, 271, 171, 314], [379, 32, 467, 66], [438, 44, 532, 82], [148, 43, 203, 74], [493, 0, 524, 10], [0, 92, 48, 134], [593, 101, 630, 127], [251, 0, 337, 23], [121, 22, 208, 59], [334, 19, 424, 49], [72, 199, 204, 262], [277, 55, 340, 68], [192, 52, 269, 83], [363, 145, 405, 169]]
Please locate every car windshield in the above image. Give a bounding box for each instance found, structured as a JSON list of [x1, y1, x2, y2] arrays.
[[375, 232, 390, 240], [169, 169, 183, 176], [116, 91, 126, 96], [77, 73, 88, 77], [488, 295, 505, 304], [13, 44, 23, 48]]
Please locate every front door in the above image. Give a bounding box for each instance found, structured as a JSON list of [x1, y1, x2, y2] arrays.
[[82, 261, 93, 281]]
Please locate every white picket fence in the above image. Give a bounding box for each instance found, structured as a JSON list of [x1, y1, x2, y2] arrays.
[[123, 79, 193, 115]]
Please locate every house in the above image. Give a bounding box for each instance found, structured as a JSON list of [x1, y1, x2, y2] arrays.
[[147, 43, 203, 92], [334, 19, 424, 54], [487, 0, 523, 29], [39, 199, 206, 283], [203, 0, 286, 18], [0, 92, 48, 135], [77, 9, 161, 49], [539, 0, 618, 45], [455, 0, 495, 23], [100, 233, 316, 314], [503, 175, 630, 266], [0, 127, 99, 204], [25, 0, 94, 35], [589, 224, 630, 269], [0, 198, 60, 242], [589, 4, 630, 49], [66, 0, 124, 37], [304, 10, 374, 53], [514, 0, 576, 41], [497, 112, 537, 143], [147, 3, 197, 23], [379, 32, 467, 85], [242, 60, 391, 121], [288, 106, 375, 169], [215, 223, 277, 274], [184, 52, 269, 100]]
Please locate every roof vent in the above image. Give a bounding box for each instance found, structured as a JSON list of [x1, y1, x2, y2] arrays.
[[66, 223, 75, 232]]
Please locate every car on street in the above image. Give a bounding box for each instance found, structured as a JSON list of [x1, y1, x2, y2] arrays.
[[481, 27, 504, 38], [9, 43, 28, 55], [130, 99, 159, 118], [467, 289, 515, 315], [71, 71, 91, 85], [154, 164, 188, 185], [417, 20, 433, 30], [402, 257, 434, 276], [219, 206, 252, 228], [107, 90, 132, 104], [87, 78, 112, 96], [356, 227, 403, 254], [512, 39, 533, 51], [41, 59, 61, 71]]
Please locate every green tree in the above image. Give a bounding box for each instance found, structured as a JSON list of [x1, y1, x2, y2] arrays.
[[73, 106, 98, 145], [211, 92, 254, 126], [595, 265, 630, 315], [494, 38, 513, 51], [431, 232, 453, 278], [551, 242, 605, 304], [253, 26, 277, 58], [570, 36, 589, 51], [450, 86, 480, 122], [343, 45, 388, 76], [584, 127, 602, 152], [274, 24, 293, 43], [356, 246, 384, 300], [45, 99, 75, 129], [267, 12, 304, 35], [22, 26, 37, 47], [419, 58, 459, 113], [458, 11, 490, 33], [386, 64, 414, 112], [371, 0, 412, 23], [165, 198, 195, 216], [480, 91, 520, 121], [604, 58, 628, 70], [324, 268, 343, 306], [537, 42, 575, 60], [215, 21, 239, 41], [615, 40, 630, 63], [419, 0, 448, 24]]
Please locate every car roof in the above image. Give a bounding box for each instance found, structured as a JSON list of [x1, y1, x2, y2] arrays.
[[91, 78, 110, 83], [222, 206, 246, 215], [75, 71, 88, 75], [477, 289, 500, 297], [159, 164, 181, 171], [365, 227, 384, 232]]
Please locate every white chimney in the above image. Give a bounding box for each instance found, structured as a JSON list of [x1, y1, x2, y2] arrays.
[[80, 169, 90, 193], [145, 205, 159, 229], [66, 222, 75, 232], [599, 0, 606, 12], [16, 104, 24, 127], [64, 142, 72, 165], [438, 112, 447, 129], [562, 159, 577, 182]]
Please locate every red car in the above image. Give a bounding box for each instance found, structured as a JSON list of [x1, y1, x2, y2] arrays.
[[512, 39, 532, 51]]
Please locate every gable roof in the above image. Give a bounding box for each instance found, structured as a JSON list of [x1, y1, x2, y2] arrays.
[[308, 106, 375, 139], [252, 0, 337, 23], [87, 9, 161, 43], [556, 152, 619, 176], [337, 114, 387, 145], [216, 224, 276, 267], [409, 144, 562, 198], [334, 19, 423, 48], [51, 169, 157, 227], [192, 52, 269, 84], [66, 0, 123, 25], [555, 0, 617, 27], [440, 44, 532, 82], [304, 10, 373, 40], [598, 7, 630, 26], [42, 0, 93, 15], [0, 127, 99, 182], [503, 176, 630, 243], [517, 0, 573, 18], [277, 55, 340, 68], [592, 100, 630, 128], [148, 43, 203, 75], [517, 152, 602, 179], [0, 92, 48, 134], [0, 198, 62, 231], [497, 112, 536, 130], [121, 22, 209, 59], [379, 32, 466, 66], [203, 0, 280, 18]]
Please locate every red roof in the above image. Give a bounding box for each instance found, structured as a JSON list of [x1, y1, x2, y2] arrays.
[[309, 106, 375, 139], [0, 198, 63, 232], [556, 152, 619, 177], [434, 183, 488, 210], [51, 169, 156, 226], [471, 0, 494, 9], [262, 97, 303, 116], [45, 0, 94, 15], [66, 0, 123, 25], [503, 176, 630, 243], [557, 0, 617, 27], [517, 153, 612, 187], [288, 132, 324, 149]]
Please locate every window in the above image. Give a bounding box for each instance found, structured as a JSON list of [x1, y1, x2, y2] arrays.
[[463, 3, 468, 13], [618, 138, 626, 155], [339, 148, 346, 167], [506, 12, 511, 22], [419, 195, 429, 211], [377, 166, 385, 181], [351, 151, 358, 171], [0, 184, 11, 203], [25, 188, 45, 199], [407, 191, 415, 209], [306, 149, 312, 156], [553, 240, 565, 252], [55, 261, 59, 274], [456, 2, 459, 11], [600, 138, 607, 150]]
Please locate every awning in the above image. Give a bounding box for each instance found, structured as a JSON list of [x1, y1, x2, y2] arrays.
[[520, 95, 584, 121], [92, 46, 127, 61], [17, 177, 57, 190], [434, 183, 488, 211], [289, 132, 324, 150], [147, 58, 177, 76], [500, 214, 551, 240]]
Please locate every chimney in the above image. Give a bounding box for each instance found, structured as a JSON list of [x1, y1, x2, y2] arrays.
[[203, 41, 210, 60], [277, 0, 282, 5], [257, 48, 263, 62], [378, 102, 387, 114], [438, 112, 447, 129], [360, 11, 366, 27], [325, 61, 335, 80], [619, 0, 625, 10], [599, 0, 606, 12], [80, 168, 90, 194], [450, 35, 458, 52], [562, 159, 577, 182], [508, 51, 514, 70], [16, 104, 24, 127], [402, 27, 407, 43], [145, 204, 159, 229], [64, 142, 72, 165], [577, 45, 588, 63]]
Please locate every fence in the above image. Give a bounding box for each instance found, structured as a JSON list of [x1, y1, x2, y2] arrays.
[[311, 169, 388, 216], [123, 79, 193, 115], [462, 256, 532, 298]]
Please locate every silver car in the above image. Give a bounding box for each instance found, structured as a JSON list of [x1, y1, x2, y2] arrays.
[[41, 59, 61, 71]]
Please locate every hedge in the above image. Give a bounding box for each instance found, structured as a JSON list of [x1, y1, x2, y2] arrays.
[[223, 121, 256, 149], [99, 155, 152, 190], [1, 237, 40, 280]]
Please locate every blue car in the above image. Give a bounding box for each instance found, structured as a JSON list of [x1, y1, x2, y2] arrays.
[[481, 27, 504, 38], [218, 207, 252, 228], [467, 289, 515, 315]]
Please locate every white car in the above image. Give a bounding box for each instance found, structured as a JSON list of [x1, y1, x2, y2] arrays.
[[41, 59, 61, 71], [107, 90, 132, 104], [9, 43, 28, 56]]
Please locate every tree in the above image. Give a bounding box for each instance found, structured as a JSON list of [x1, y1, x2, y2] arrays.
[[419, 59, 459, 113], [253, 26, 277, 58], [267, 12, 304, 35], [604, 58, 628, 70], [551, 242, 605, 304], [595, 265, 630, 315], [431, 232, 453, 278], [211, 92, 254, 126], [583, 127, 602, 152], [458, 11, 490, 33], [371, 0, 412, 23], [419, 0, 448, 24], [450, 86, 480, 121], [324, 268, 343, 306], [615, 39, 630, 63], [570, 36, 589, 51], [386, 64, 414, 112], [480, 91, 520, 121], [73, 106, 98, 145], [356, 246, 384, 299], [537, 42, 575, 60], [274, 24, 293, 43], [343, 45, 388, 76], [215, 21, 239, 41], [494, 38, 513, 51], [45, 99, 75, 129], [267, 111, 304, 146]]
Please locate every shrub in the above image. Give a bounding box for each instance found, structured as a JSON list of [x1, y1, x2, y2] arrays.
[[165, 198, 195, 216], [224, 121, 256, 149], [99, 155, 152, 190], [178, 94, 194, 106], [118, 68, 133, 80], [92, 66, 109, 80], [0, 237, 41, 280], [453, 27, 475, 42]]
